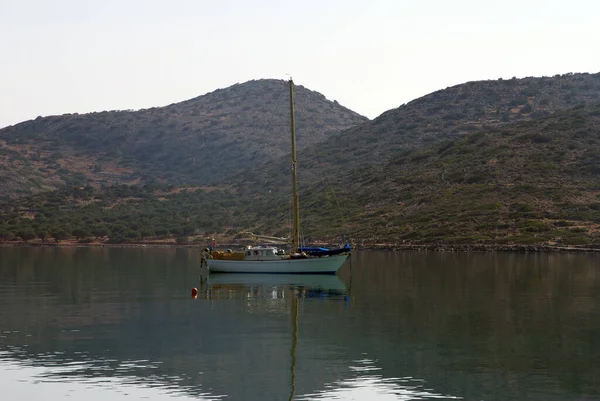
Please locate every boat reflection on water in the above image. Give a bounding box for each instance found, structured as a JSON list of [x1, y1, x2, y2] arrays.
[[199, 273, 349, 401], [200, 273, 349, 300]]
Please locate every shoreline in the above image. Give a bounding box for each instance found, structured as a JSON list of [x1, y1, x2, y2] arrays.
[[1, 242, 599, 253], [360, 243, 600, 253]]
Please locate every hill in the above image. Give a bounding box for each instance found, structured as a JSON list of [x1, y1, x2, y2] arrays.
[[193, 101, 600, 246], [285, 72, 600, 185], [296, 103, 600, 245], [2, 73, 600, 246], [2, 104, 600, 246], [0, 79, 368, 198]]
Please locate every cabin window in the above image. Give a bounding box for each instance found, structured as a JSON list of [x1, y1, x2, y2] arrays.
[[253, 250, 258, 255], [246, 251, 251, 256]]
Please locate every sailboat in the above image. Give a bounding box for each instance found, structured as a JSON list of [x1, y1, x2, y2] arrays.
[[203, 78, 351, 274]]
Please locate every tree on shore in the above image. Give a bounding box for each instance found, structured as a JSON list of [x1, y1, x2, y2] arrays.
[[17, 228, 37, 242], [0, 229, 13, 242], [52, 229, 70, 243], [38, 230, 49, 242]]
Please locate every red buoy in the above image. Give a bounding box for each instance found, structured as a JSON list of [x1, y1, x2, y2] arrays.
[[191, 287, 198, 298]]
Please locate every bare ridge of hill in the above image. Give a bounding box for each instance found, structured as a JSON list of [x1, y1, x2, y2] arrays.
[[0, 79, 368, 198]]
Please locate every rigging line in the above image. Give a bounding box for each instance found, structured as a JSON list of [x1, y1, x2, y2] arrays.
[[309, 137, 349, 242], [322, 173, 349, 242]]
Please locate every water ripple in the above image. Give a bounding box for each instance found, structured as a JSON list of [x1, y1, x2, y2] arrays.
[[299, 358, 461, 401], [0, 351, 226, 400]]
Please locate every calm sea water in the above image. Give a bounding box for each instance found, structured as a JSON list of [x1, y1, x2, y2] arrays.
[[0, 247, 599, 400]]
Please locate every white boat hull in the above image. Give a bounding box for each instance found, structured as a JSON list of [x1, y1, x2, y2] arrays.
[[206, 254, 349, 274]]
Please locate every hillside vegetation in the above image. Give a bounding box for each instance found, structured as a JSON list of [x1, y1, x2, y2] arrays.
[[2, 73, 600, 246], [328, 104, 600, 245], [2, 104, 600, 246], [202, 102, 600, 246], [289, 72, 600, 185], [0, 79, 367, 198]]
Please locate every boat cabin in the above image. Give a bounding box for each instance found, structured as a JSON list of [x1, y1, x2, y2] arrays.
[[243, 246, 286, 261]]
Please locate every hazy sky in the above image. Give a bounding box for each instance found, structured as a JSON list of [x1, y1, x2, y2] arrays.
[[1, 0, 599, 128]]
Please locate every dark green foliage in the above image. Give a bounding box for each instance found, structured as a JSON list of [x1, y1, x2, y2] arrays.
[[51, 229, 70, 242], [0, 183, 253, 244], [37, 229, 48, 241], [17, 228, 36, 242], [0, 229, 14, 241], [72, 227, 91, 240]]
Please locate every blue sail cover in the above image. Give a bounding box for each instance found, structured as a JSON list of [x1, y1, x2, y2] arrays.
[[299, 243, 351, 256]]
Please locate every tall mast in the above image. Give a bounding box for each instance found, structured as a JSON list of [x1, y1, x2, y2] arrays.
[[289, 78, 300, 251]]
